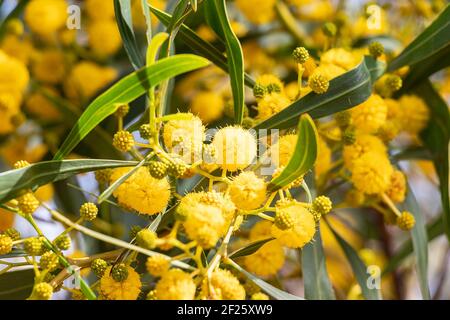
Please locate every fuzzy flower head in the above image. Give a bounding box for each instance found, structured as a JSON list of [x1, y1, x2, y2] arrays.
[[110, 167, 171, 215], [351, 151, 393, 195], [386, 170, 407, 203], [24, 0, 67, 36], [256, 93, 291, 120], [235, 0, 276, 25], [190, 91, 224, 124], [155, 269, 196, 300], [398, 95, 430, 135], [100, 266, 141, 300], [206, 269, 246, 300], [228, 171, 267, 210], [212, 126, 257, 172], [321, 48, 359, 70], [87, 20, 122, 57], [350, 94, 388, 133], [343, 134, 387, 169]]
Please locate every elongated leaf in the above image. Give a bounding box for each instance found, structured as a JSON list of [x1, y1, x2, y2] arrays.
[[0, 269, 34, 300], [415, 80, 450, 243], [269, 114, 318, 192], [388, 4, 450, 72], [400, 184, 430, 299], [53, 54, 210, 160], [302, 173, 335, 300], [228, 238, 274, 259], [227, 259, 304, 300], [254, 56, 386, 130], [114, 0, 144, 69], [0, 0, 30, 40], [326, 219, 381, 300], [0, 159, 138, 204], [149, 6, 256, 87]]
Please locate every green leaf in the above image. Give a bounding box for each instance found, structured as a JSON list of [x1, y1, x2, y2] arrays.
[[302, 173, 336, 300], [388, 4, 450, 73], [228, 238, 274, 259], [114, 0, 144, 69], [149, 6, 256, 88], [268, 114, 318, 192], [146, 32, 169, 65], [202, 0, 246, 124], [227, 259, 304, 300], [326, 219, 381, 300], [53, 54, 210, 160], [0, 269, 34, 300], [415, 80, 450, 244], [399, 184, 431, 299], [254, 56, 386, 130], [0, 0, 30, 40], [0, 159, 138, 204]]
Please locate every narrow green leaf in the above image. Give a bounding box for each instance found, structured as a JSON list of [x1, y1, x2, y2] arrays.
[[204, 0, 245, 124], [53, 54, 210, 160], [228, 238, 274, 259], [268, 114, 318, 192], [114, 0, 144, 69], [388, 4, 450, 72], [254, 56, 386, 130], [326, 219, 381, 300], [149, 6, 256, 88], [146, 32, 169, 65], [227, 259, 304, 300], [0, 159, 138, 204], [0, 269, 34, 300]]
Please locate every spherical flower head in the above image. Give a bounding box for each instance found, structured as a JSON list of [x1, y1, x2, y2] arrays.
[[385, 75, 402, 92], [146, 255, 170, 277], [200, 191, 237, 224], [85, 0, 115, 20], [87, 20, 122, 57], [190, 91, 224, 124], [113, 130, 134, 152], [229, 172, 267, 210], [31, 282, 53, 300], [398, 95, 430, 135], [148, 161, 168, 179], [100, 266, 141, 300], [321, 48, 358, 70], [167, 157, 188, 178], [212, 126, 257, 172], [256, 74, 283, 94], [110, 167, 171, 215], [253, 83, 268, 99], [0, 235, 13, 255], [136, 229, 158, 250], [91, 259, 108, 278], [274, 207, 295, 230], [308, 72, 329, 94], [397, 211, 416, 231], [17, 192, 40, 215], [235, 0, 276, 25], [312, 196, 333, 216], [13, 160, 30, 169], [386, 170, 407, 203], [24, 237, 45, 256], [139, 124, 152, 140], [322, 22, 337, 37], [207, 269, 246, 300], [350, 94, 387, 133], [270, 133, 297, 167], [243, 237, 285, 277], [39, 252, 59, 271], [111, 263, 129, 282], [54, 234, 71, 251], [155, 269, 196, 300], [271, 201, 316, 248], [183, 202, 225, 245], [251, 292, 270, 300], [79, 202, 98, 221], [256, 93, 291, 120], [95, 169, 112, 184], [196, 226, 220, 249], [115, 104, 130, 118], [24, 0, 67, 36], [4, 228, 21, 241], [343, 134, 387, 169], [293, 47, 310, 64], [0, 50, 29, 92], [369, 41, 384, 58], [32, 50, 66, 85], [351, 151, 393, 195]]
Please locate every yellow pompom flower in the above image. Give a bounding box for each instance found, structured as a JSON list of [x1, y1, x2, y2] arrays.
[[113, 130, 135, 152], [228, 171, 267, 210], [155, 269, 196, 300], [270, 134, 297, 167], [313, 63, 346, 81], [256, 93, 291, 120], [0, 50, 29, 92], [397, 211, 415, 231], [212, 126, 257, 172], [235, 0, 276, 25], [26, 89, 61, 120], [351, 152, 393, 195], [308, 72, 329, 94], [190, 91, 224, 124], [32, 50, 66, 85], [17, 192, 40, 215], [0, 35, 33, 64], [0, 90, 22, 135], [0, 235, 13, 255], [255, 74, 284, 93], [100, 266, 141, 300], [350, 94, 387, 133], [85, 0, 115, 20], [386, 170, 407, 203], [398, 95, 430, 135], [315, 135, 332, 179], [321, 48, 359, 70], [24, 0, 67, 36], [88, 20, 122, 57], [208, 269, 246, 300], [343, 134, 387, 169], [271, 201, 316, 248], [146, 255, 170, 277], [296, 0, 334, 22], [110, 167, 171, 215]]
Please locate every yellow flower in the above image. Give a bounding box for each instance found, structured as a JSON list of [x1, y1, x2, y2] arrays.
[[100, 266, 141, 300], [228, 172, 267, 210], [386, 170, 407, 203], [351, 151, 393, 195], [321, 48, 359, 71], [343, 134, 387, 169], [155, 269, 196, 300], [24, 0, 67, 36], [0, 89, 22, 134], [88, 20, 122, 57], [32, 50, 66, 84], [296, 0, 334, 22], [398, 95, 430, 135], [146, 255, 170, 277], [315, 135, 332, 179], [235, 0, 276, 25], [271, 201, 316, 248], [0, 50, 29, 92], [256, 93, 291, 120], [190, 91, 224, 124], [350, 94, 387, 133], [25, 88, 61, 120], [270, 133, 297, 167], [110, 167, 171, 215], [212, 126, 257, 172], [85, 0, 115, 20], [0, 35, 33, 64], [208, 269, 246, 300]]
